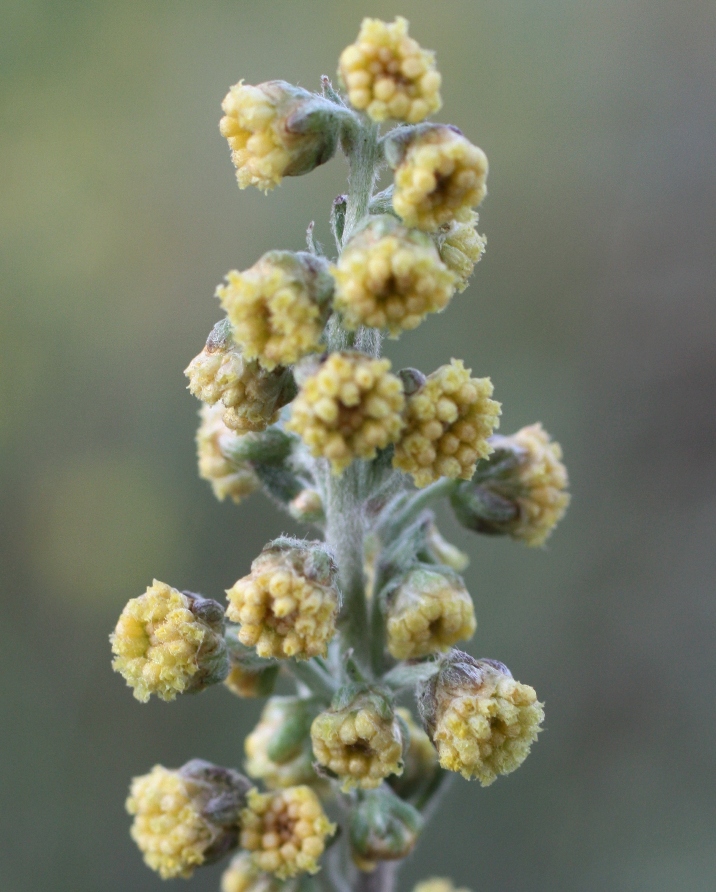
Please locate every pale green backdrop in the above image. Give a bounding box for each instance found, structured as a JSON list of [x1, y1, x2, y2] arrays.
[[1, 1, 715, 889]]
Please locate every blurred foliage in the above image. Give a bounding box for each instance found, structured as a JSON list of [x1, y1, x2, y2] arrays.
[[1, 1, 715, 890]]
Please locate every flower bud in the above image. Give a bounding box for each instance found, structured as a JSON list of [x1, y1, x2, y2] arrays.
[[435, 211, 486, 293], [310, 689, 404, 790], [414, 881, 472, 892], [226, 539, 340, 659], [386, 124, 488, 232], [451, 423, 570, 547], [349, 785, 424, 870], [339, 17, 442, 124], [418, 651, 544, 786], [196, 404, 261, 503], [389, 707, 439, 799], [111, 581, 228, 702], [186, 319, 296, 433], [217, 252, 333, 372], [288, 489, 325, 525], [245, 697, 321, 789], [126, 759, 251, 879], [332, 215, 457, 336], [224, 664, 279, 699], [240, 786, 336, 879], [393, 358, 501, 487], [221, 853, 283, 892], [286, 351, 405, 474], [220, 80, 340, 191], [385, 566, 476, 660]]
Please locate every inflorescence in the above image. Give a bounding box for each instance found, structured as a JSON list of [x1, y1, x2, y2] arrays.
[[111, 16, 570, 892]]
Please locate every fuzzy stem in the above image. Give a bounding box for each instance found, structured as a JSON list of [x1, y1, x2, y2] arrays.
[[380, 477, 458, 542], [341, 117, 382, 245], [355, 863, 397, 892], [286, 659, 338, 701]]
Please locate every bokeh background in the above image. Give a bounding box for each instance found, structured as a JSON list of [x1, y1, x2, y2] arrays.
[[2, 1, 715, 889]]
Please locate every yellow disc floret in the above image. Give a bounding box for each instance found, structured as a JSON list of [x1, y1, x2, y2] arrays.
[[220, 81, 338, 192], [339, 17, 442, 124], [286, 352, 405, 474], [421, 654, 544, 786], [505, 423, 571, 547], [217, 253, 331, 371], [437, 211, 486, 293], [386, 567, 476, 660], [332, 216, 457, 336], [310, 692, 404, 790], [196, 404, 260, 504], [393, 359, 501, 487], [240, 786, 335, 879], [391, 125, 488, 231], [111, 581, 226, 703], [226, 540, 339, 659]]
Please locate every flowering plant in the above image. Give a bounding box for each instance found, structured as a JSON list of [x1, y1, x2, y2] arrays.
[[111, 17, 569, 892]]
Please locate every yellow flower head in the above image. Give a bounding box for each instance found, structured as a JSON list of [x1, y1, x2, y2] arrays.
[[502, 423, 570, 547], [414, 881, 472, 892], [240, 786, 336, 879], [393, 359, 501, 487], [111, 581, 228, 703], [127, 760, 250, 880], [311, 691, 404, 790], [332, 215, 457, 336], [386, 567, 476, 660], [221, 853, 282, 892], [226, 539, 340, 660], [419, 652, 544, 786], [220, 80, 338, 191], [196, 403, 260, 504], [245, 697, 320, 789], [217, 252, 333, 372], [287, 351, 405, 474], [436, 211, 486, 293], [186, 320, 296, 434], [339, 16, 442, 124], [388, 125, 488, 231]]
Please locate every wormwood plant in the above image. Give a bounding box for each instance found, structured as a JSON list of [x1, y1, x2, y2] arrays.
[[110, 17, 570, 892]]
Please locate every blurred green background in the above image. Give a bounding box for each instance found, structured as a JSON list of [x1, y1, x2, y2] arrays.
[[1, 1, 715, 889]]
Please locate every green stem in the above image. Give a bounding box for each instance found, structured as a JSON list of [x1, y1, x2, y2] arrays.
[[286, 659, 338, 702], [355, 863, 396, 892], [341, 117, 382, 245], [380, 477, 458, 542]]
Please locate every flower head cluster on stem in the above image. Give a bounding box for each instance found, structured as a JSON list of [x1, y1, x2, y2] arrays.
[[110, 15, 570, 892]]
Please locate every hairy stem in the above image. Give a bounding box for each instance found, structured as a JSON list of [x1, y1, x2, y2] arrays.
[[355, 863, 397, 892], [341, 117, 382, 245]]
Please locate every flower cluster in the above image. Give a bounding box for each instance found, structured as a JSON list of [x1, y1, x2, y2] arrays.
[[113, 16, 569, 890], [226, 540, 340, 659], [393, 358, 501, 487], [339, 16, 442, 124], [239, 786, 335, 879]]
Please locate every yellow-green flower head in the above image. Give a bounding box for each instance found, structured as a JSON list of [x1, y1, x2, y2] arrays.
[[186, 320, 296, 434], [286, 351, 405, 474], [217, 252, 333, 372], [127, 760, 250, 880], [221, 853, 282, 892], [386, 566, 476, 660], [387, 124, 488, 232], [245, 697, 320, 789], [224, 664, 277, 699], [349, 784, 424, 869], [240, 786, 336, 879], [418, 652, 544, 786], [220, 80, 339, 191], [288, 488, 325, 525], [414, 880, 472, 892], [423, 520, 469, 572], [390, 707, 439, 799], [310, 690, 404, 790], [111, 581, 228, 703], [338, 16, 442, 124], [226, 539, 340, 660], [332, 215, 457, 336], [436, 211, 486, 293], [502, 423, 570, 546], [393, 359, 501, 487], [196, 403, 260, 504]]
